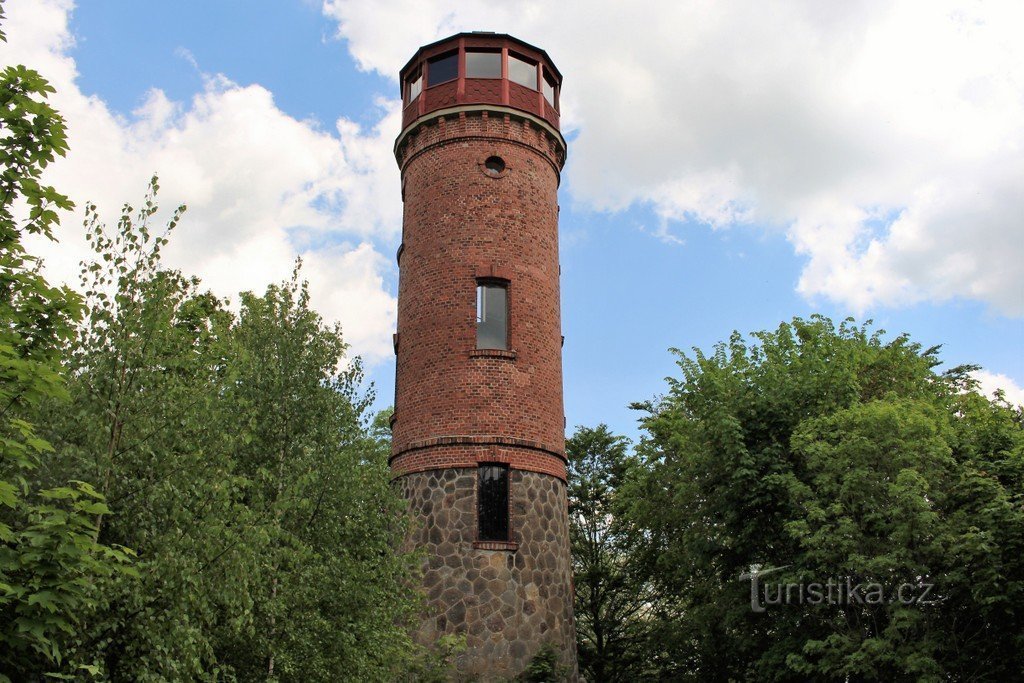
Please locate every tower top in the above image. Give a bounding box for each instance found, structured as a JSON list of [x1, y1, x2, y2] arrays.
[[397, 32, 563, 138]]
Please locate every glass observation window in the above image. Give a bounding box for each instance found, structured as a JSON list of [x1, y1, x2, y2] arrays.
[[466, 50, 502, 78], [476, 283, 508, 350], [407, 71, 422, 102], [478, 464, 509, 541], [427, 52, 458, 86], [508, 53, 537, 90], [543, 71, 557, 107]]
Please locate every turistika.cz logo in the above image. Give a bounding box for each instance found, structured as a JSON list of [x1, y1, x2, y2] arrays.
[[739, 565, 938, 613]]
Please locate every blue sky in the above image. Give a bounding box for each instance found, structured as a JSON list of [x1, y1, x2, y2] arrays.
[[2, 0, 1022, 443]]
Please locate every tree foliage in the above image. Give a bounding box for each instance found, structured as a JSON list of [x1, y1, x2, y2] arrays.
[[212, 266, 420, 680], [0, 40, 135, 680], [0, 12, 424, 675], [627, 315, 1024, 681], [567, 425, 661, 681], [37, 182, 265, 680], [518, 641, 569, 682], [28, 181, 423, 680]]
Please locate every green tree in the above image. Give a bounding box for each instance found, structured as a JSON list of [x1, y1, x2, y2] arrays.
[[628, 315, 1024, 681], [567, 425, 659, 681], [38, 180, 260, 680], [519, 641, 569, 682], [213, 266, 420, 681], [1, 8, 421, 677], [36, 181, 422, 680], [0, 28, 133, 679]]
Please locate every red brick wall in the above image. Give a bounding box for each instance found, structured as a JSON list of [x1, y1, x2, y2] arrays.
[[392, 108, 567, 479]]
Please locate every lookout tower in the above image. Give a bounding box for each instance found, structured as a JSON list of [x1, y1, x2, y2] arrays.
[[390, 33, 577, 679]]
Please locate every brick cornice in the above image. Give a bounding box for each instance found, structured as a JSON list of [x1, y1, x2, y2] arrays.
[[395, 104, 566, 160]]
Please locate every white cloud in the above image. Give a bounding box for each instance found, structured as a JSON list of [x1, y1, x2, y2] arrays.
[[1, 0, 401, 363], [323, 0, 1024, 317], [973, 369, 1024, 408], [3, 0, 1019, 360]]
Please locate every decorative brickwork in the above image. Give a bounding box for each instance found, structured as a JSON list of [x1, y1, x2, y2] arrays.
[[392, 32, 577, 680], [396, 469, 577, 679]]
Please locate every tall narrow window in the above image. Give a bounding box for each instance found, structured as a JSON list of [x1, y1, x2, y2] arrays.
[[543, 70, 557, 107], [466, 50, 501, 78], [478, 464, 509, 541], [427, 51, 458, 86], [476, 282, 508, 350], [508, 53, 537, 90], [407, 70, 422, 102]]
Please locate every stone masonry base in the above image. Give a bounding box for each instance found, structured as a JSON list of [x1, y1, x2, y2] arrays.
[[396, 467, 578, 680]]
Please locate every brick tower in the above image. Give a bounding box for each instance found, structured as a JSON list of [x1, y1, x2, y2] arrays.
[[390, 33, 577, 679]]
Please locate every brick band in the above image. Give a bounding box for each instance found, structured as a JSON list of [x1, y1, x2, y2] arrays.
[[390, 442, 567, 481], [391, 434, 565, 460], [394, 104, 567, 159]]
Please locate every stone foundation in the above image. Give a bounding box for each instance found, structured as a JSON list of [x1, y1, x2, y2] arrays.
[[397, 467, 578, 680]]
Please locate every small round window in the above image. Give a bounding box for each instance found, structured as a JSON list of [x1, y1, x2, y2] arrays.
[[484, 156, 506, 176]]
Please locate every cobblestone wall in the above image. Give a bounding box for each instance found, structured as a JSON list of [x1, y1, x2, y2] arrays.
[[397, 467, 578, 680]]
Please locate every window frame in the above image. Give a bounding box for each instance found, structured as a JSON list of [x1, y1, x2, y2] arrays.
[[426, 50, 459, 87], [465, 49, 503, 79], [476, 279, 509, 351], [507, 52, 538, 90], [542, 69, 558, 109], [406, 68, 422, 103], [477, 463, 511, 542]]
